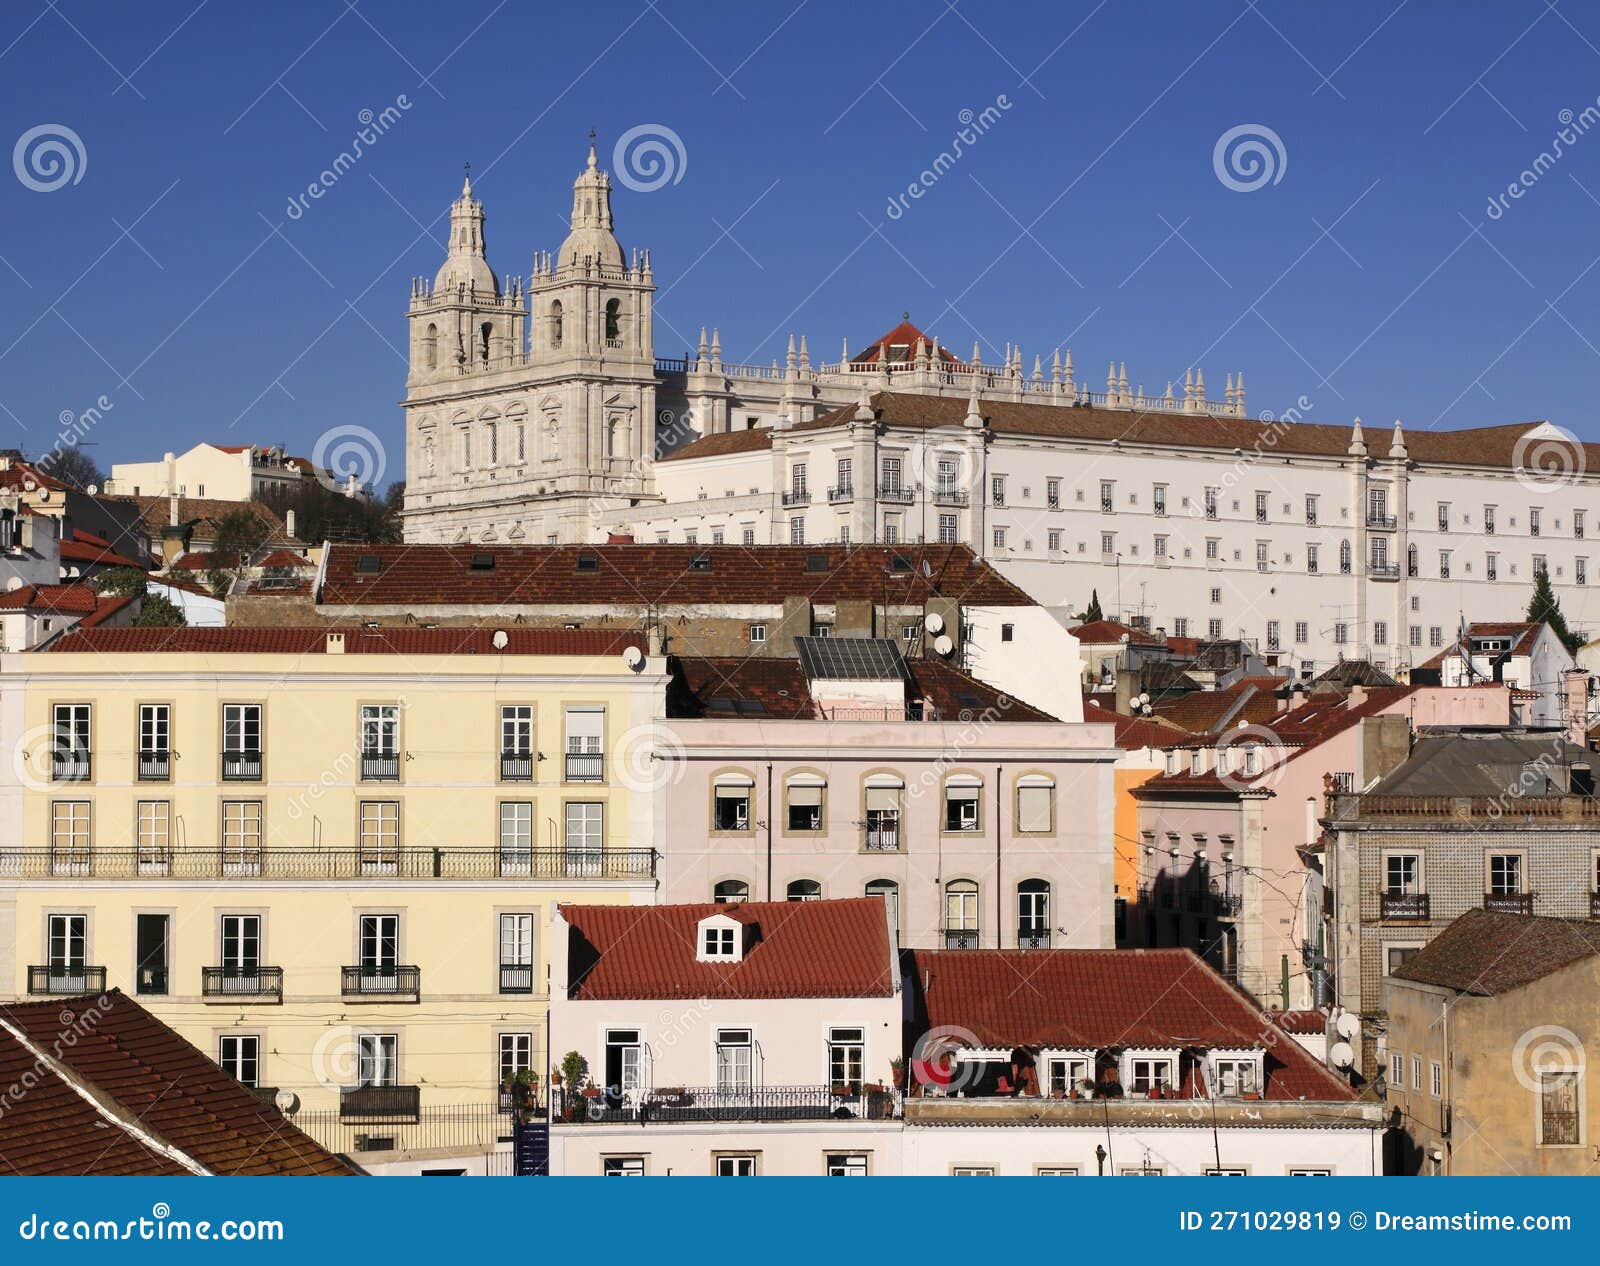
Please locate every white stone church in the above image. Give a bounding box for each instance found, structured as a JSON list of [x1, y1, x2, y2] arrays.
[[402, 143, 1600, 675]]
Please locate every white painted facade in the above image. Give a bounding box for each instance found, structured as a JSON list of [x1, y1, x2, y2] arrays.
[[107, 443, 303, 502]]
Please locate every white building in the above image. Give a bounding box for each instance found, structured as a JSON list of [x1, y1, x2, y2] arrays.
[[107, 442, 306, 502], [1419, 620, 1578, 728]]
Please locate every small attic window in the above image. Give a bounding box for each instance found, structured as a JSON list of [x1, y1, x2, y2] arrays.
[[890, 554, 912, 574], [355, 555, 380, 575], [575, 552, 599, 573], [703, 925, 735, 956], [805, 552, 829, 573], [470, 552, 495, 571], [689, 552, 712, 572], [736, 699, 767, 716], [696, 913, 743, 962]]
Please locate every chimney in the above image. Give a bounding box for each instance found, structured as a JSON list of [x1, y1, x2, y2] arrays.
[[1347, 683, 1367, 710], [326, 631, 346, 655], [1563, 668, 1589, 751], [168, 493, 180, 528], [285, 508, 296, 540]]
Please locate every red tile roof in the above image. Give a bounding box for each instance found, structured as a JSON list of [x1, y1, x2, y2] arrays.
[[1390, 909, 1600, 996], [103, 495, 299, 546], [0, 992, 355, 1175], [1269, 1010, 1330, 1036], [44, 626, 646, 656], [258, 547, 313, 568], [58, 532, 146, 570], [847, 319, 964, 366], [1081, 699, 1186, 749], [1151, 679, 1281, 734], [1069, 619, 1162, 646], [0, 458, 67, 493], [318, 543, 1031, 609], [0, 583, 101, 614], [908, 948, 1356, 1101], [562, 899, 896, 1000]]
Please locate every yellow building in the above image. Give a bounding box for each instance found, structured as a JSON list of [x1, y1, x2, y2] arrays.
[[0, 625, 665, 1172]]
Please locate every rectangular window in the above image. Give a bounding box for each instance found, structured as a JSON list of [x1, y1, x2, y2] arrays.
[[357, 1033, 398, 1088], [1130, 1058, 1174, 1096], [715, 1028, 753, 1091], [940, 514, 959, 544], [46, 912, 86, 974], [359, 914, 399, 975], [881, 457, 903, 493], [993, 527, 1007, 550], [944, 784, 981, 832], [564, 802, 603, 872], [135, 800, 170, 871], [1334, 623, 1348, 645], [218, 1035, 260, 1089], [991, 475, 1005, 507], [499, 1032, 533, 1085], [1214, 1058, 1259, 1096], [1488, 853, 1523, 894], [1373, 620, 1388, 645], [500, 913, 534, 993], [786, 781, 823, 832], [1255, 491, 1268, 523], [1306, 544, 1319, 574], [359, 801, 399, 874], [1205, 538, 1219, 561], [716, 1155, 757, 1177], [220, 914, 261, 973], [1430, 626, 1443, 647], [1484, 506, 1496, 534], [1410, 625, 1422, 647], [1173, 618, 1189, 638], [714, 782, 751, 831], [500, 705, 533, 779], [836, 457, 852, 492], [1541, 1072, 1580, 1145], [499, 802, 533, 874], [1439, 550, 1451, 579], [1208, 618, 1223, 639], [954, 1166, 996, 1177], [828, 1027, 865, 1092], [603, 1157, 645, 1177], [1204, 487, 1218, 519], [1386, 945, 1419, 976], [222, 704, 262, 779], [1412, 1056, 1422, 1090], [791, 462, 807, 495], [221, 801, 262, 874], [1530, 508, 1542, 536], [1305, 494, 1317, 524], [1295, 621, 1308, 644], [1153, 484, 1167, 516], [789, 517, 805, 544], [1153, 535, 1168, 558], [1385, 853, 1420, 894], [1580, 559, 1589, 586], [1389, 1052, 1404, 1087], [50, 800, 90, 873], [52, 704, 90, 781], [1046, 527, 1061, 552], [1430, 1061, 1443, 1098], [137, 704, 170, 779], [1017, 782, 1053, 833], [360, 704, 399, 759], [1266, 620, 1280, 650], [1437, 503, 1449, 531], [748, 623, 766, 644], [1100, 480, 1115, 513], [1577, 510, 1586, 539], [883, 515, 900, 544], [1047, 477, 1061, 509], [827, 1153, 869, 1177], [563, 706, 605, 782]]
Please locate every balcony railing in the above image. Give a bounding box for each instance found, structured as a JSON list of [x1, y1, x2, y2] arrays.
[[1591, 891, 1600, 920], [863, 826, 899, 852], [221, 750, 262, 781], [564, 751, 604, 782], [1331, 794, 1600, 823], [1366, 512, 1398, 530], [1380, 891, 1430, 920], [201, 966, 284, 1002], [563, 1084, 899, 1125], [499, 963, 534, 994], [360, 753, 399, 781], [338, 1084, 422, 1122], [932, 485, 969, 507], [137, 750, 170, 781], [1369, 562, 1401, 580], [1017, 929, 1051, 949], [341, 965, 421, 1000], [0, 847, 658, 881], [877, 483, 914, 504], [944, 928, 980, 950], [500, 751, 533, 781], [52, 751, 91, 782], [1483, 892, 1534, 915], [827, 485, 853, 503], [781, 489, 810, 507], [136, 966, 168, 996], [28, 965, 107, 995]]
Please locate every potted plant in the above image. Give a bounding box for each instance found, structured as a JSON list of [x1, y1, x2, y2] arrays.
[[890, 1057, 906, 1090], [557, 1051, 587, 1121], [512, 1069, 538, 1112], [831, 1082, 854, 1098]]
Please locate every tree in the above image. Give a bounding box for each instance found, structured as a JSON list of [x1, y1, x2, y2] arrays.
[[37, 444, 104, 491], [132, 592, 186, 627], [206, 508, 273, 597], [1081, 589, 1104, 623], [91, 566, 149, 598], [1527, 565, 1584, 654], [261, 478, 403, 544]]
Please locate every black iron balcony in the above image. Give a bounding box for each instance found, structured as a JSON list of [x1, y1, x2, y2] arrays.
[[51, 750, 91, 782], [877, 483, 915, 504], [566, 1084, 898, 1125], [1017, 928, 1051, 949], [932, 485, 969, 507], [781, 489, 810, 507], [863, 825, 899, 852], [136, 965, 168, 996], [944, 928, 980, 950], [1380, 891, 1430, 920], [827, 485, 853, 503], [1591, 891, 1600, 920], [500, 751, 533, 781], [202, 966, 284, 1002], [28, 965, 106, 995], [1369, 562, 1401, 580], [1484, 892, 1533, 915], [1366, 512, 1398, 531], [339, 1084, 421, 1122], [341, 965, 421, 1000], [499, 963, 534, 994], [564, 751, 604, 782], [137, 749, 170, 781], [0, 846, 659, 881], [360, 752, 399, 781], [221, 749, 262, 781]]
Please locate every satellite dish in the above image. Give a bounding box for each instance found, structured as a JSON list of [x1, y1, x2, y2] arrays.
[[86, 484, 97, 496], [933, 634, 954, 657], [1137, 693, 1150, 706], [622, 645, 644, 670], [924, 612, 945, 635], [35, 488, 49, 502], [22, 479, 35, 491], [5, 577, 21, 592], [491, 629, 509, 650], [1328, 1041, 1354, 1069], [1334, 1012, 1360, 1040], [273, 1089, 299, 1114]]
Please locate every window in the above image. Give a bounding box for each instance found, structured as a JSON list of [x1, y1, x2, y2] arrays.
[[836, 457, 852, 492], [1430, 1061, 1443, 1097], [1306, 543, 1319, 574], [1045, 1056, 1091, 1097], [714, 879, 749, 903], [741, 528, 755, 546], [358, 705, 399, 779], [1255, 491, 1268, 522], [358, 914, 399, 978], [1581, 559, 1589, 586], [790, 462, 807, 495], [713, 777, 752, 831], [1017, 879, 1050, 948], [46, 913, 86, 977], [1208, 618, 1223, 639], [944, 879, 979, 947], [865, 781, 900, 851], [357, 1033, 398, 1088], [499, 1032, 533, 1085], [1373, 621, 1388, 645], [604, 1030, 643, 1098], [220, 914, 261, 984], [943, 780, 981, 832], [135, 800, 169, 871], [359, 801, 399, 874], [563, 706, 604, 782], [1153, 484, 1167, 516], [1484, 505, 1495, 534], [500, 913, 534, 993], [1430, 626, 1443, 647], [1338, 540, 1351, 574], [564, 802, 603, 871], [991, 475, 1005, 507], [1578, 510, 1587, 539], [1295, 621, 1308, 644], [1541, 1071, 1581, 1145], [1386, 945, 1420, 975], [1412, 1056, 1422, 1090], [1389, 1052, 1405, 1087], [1101, 480, 1115, 513], [137, 704, 170, 778], [715, 1028, 753, 1091], [1334, 622, 1348, 645], [1153, 535, 1167, 558], [52, 704, 90, 780], [1046, 527, 1061, 552], [1129, 1057, 1174, 1096], [499, 802, 533, 874], [715, 1155, 757, 1176], [865, 879, 899, 936], [1046, 477, 1061, 508], [1437, 502, 1449, 531], [603, 1157, 645, 1177], [1266, 620, 1280, 650], [827, 1153, 869, 1176], [703, 925, 736, 958], [50, 800, 90, 872], [1099, 532, 1114, 555], [953, 1166, 996, 1177], [828, 1027, 864, 1092], [1203, 487, 1218, 520], [1488, 852, 1523, 894], [1531, 507, 1542, 536], [748, 624, 766, 644], [881, 457, 903, 493], [1410, 625, 1422, 647], [221, 801, 262, 873], [1214, 1058, 1259, 1096], [993, 527, 1007, 550], [1206, 539, 1219, 561], [786, 879, 822, 901], [1206, 1168, 1248, 1177], [218, 1035, 260, 1089], [883, 516, 901, 544], [1173, 618, 1189, 638], [222, 704, 262, 779], [940, 513, 959, 544], [789, 517, 805, 544], [1386, 853, 1421, 894], [1016, 779, 1053, 833], [1305, 494, 1318, 525], [1288, 1168, 1331, 1177], [786, 778, 823, 831]]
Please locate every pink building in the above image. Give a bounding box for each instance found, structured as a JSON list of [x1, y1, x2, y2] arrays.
[[660, 640, 1119, 950]]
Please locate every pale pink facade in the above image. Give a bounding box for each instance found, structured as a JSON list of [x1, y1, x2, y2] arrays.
[[660, 717, 1119, 950]]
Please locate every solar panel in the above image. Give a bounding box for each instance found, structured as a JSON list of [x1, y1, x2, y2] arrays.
[[736, 698, 767, 715], [804, 552, 829, 573], [795, 636, 908, 681]]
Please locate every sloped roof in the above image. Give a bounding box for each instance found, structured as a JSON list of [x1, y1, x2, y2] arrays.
[[847, 319, 964, 366], [1390, 909, 1600, 996], [43, 626, 645, 657], [561, 899, 896, 1000], [1151, 678, 1282, 734], [1081, 699, 1187, 750], [0, 583, 101, 614], [1365, 730, 1584, 798], [0, 992, 354, 1175], [103, 495, 299, 546], [1069, 619, 1161, 646], [907, 948, 1356, 1101], [318, 543, 1031, 609], [58, 531, 146, 570]]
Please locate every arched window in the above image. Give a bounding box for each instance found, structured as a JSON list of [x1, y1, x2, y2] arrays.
[[424, 322, 438, 369], [865, 879, 899, 938], [1018, 879, 1051, 949], [607, 416, 622, 460], [1407, 542, 1419, 577], [605, 298, 622, 343], [786, 879, 822, 902], [485, 419, 498, 465], [1339, 539, 1352, 574], [944, 880, 978, 948], [713, 879, 749, 904], [549, 300, 563, 348], [479, 321, 492, 365]]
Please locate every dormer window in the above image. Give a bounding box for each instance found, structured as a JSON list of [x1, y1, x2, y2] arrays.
[[1211, 1052, 1264, 1097], [696, 913, 744, 963]]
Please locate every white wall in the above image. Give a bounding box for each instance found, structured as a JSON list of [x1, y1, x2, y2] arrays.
[[962, 605, 1083, 722]]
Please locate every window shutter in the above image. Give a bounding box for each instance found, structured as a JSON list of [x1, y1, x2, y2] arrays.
[[1017, 784, 1053, 832], [787, 784, 822, 807], [865, 786, 899, 812]]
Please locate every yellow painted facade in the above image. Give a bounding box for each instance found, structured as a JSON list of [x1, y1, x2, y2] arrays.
[[0, 640, 666, 1161]]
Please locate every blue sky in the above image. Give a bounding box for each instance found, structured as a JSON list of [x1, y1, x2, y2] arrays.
[[5, 1, 1600, 483]]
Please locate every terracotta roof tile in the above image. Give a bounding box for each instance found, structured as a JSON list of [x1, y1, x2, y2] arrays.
[[0, 583, 101, 614], [659, 428, 772, 462], [907, 948, 1356, 1101], [102, 495, 299, 546], [1068, 619, 1162, 646], [44, 626, 645, 656], [1081, 700, 1186, 749], [58, 534, 146, 569], [562, 899, 896, 1000], [1390, 909, 1600, 996]]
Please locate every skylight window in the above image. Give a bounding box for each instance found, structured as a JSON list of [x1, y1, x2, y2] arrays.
[[470, 552, 495, 571], [575, 552, 599, 573], [355, 555, 380, 575]]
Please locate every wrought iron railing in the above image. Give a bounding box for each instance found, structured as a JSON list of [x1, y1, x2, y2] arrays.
[[1380, 891, 1429, 920], [499, 963, 534, 994], [863, 827, 899, 852], [52, 751, 91, 782], [877, 483, 914, 504], [295, 1101, 511, 1156], [137, 750, 170, 781], [361, 753, 400, 781], [1017, 929, 1051, 949], [827, 485, 853, 503], [565, 752, 604, 782], [0, 846, 657, 881], [932, 485, 969, 506], [781, 490, 810, 507], [1483, 892, 1534, 915], [944, 928, 980, 950], [337, 1084, 422, 1122], [221, 750, 262, 781], [28, 965, 106, 995], [341, 965, 421, 999], [202, 966, 284, 1001], [562, 1084, 899, 1125], [499, 752, 533, 781]]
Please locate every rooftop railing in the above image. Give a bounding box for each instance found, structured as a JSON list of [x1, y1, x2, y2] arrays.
[[560, 1084, 899, 1125], [1331, 794, 1600, 823]]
